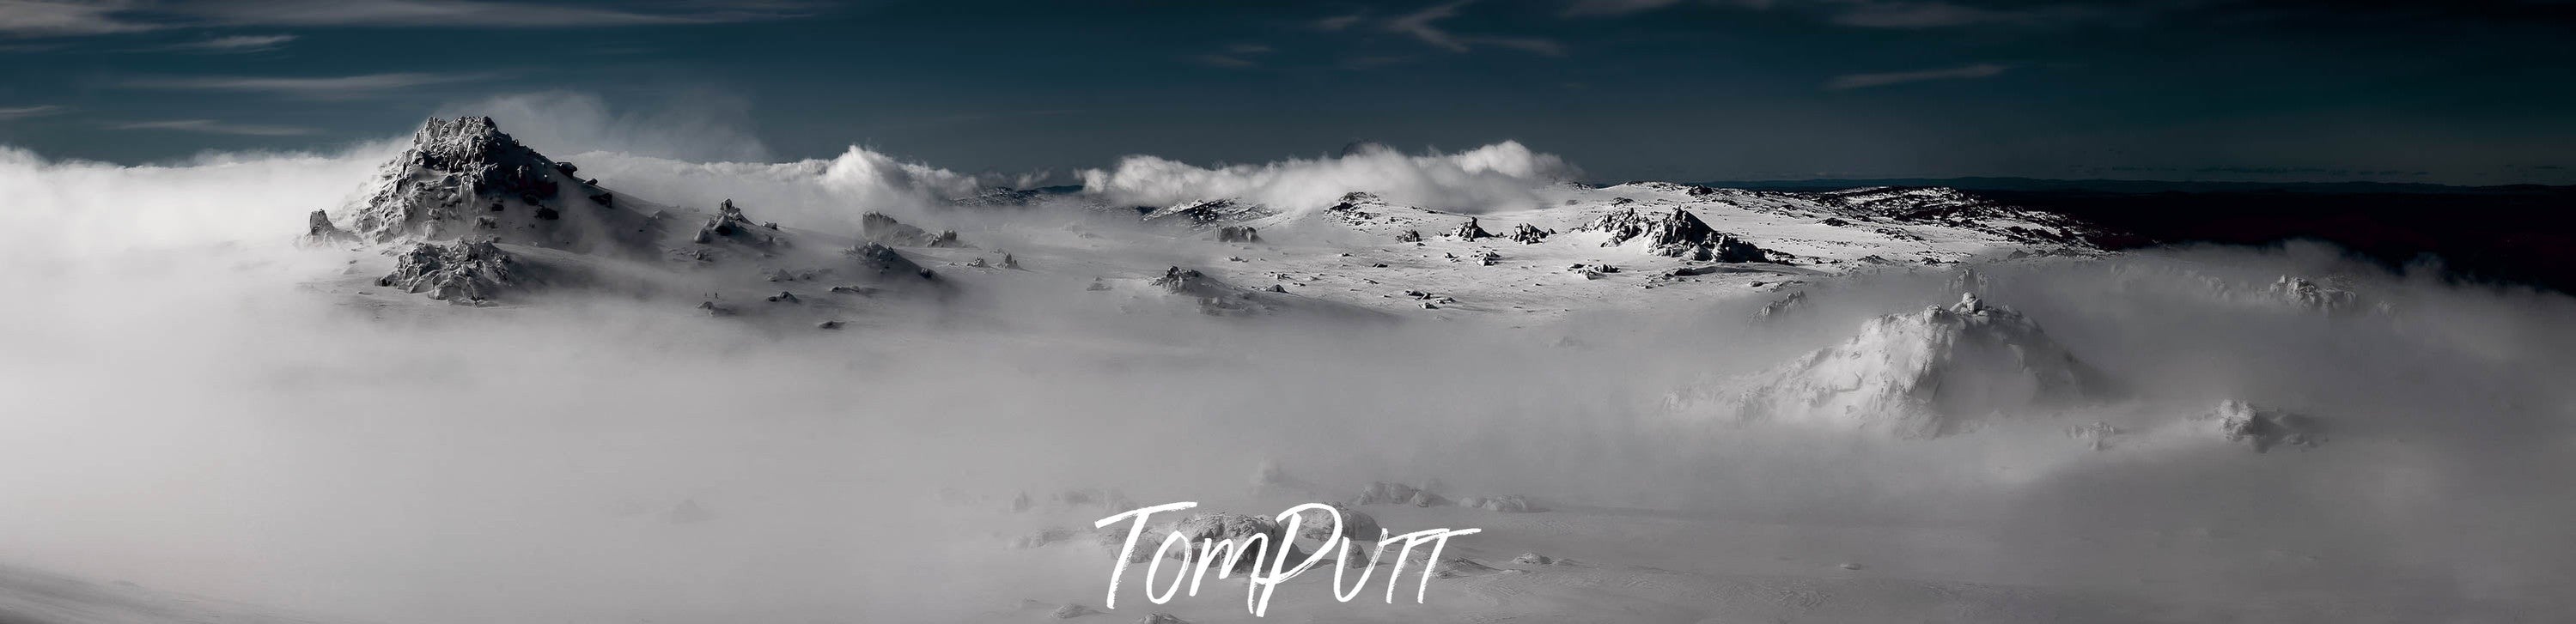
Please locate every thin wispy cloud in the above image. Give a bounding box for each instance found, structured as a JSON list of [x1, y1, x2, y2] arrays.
[[108, 118, 315, 136], [1829, 1, 2048, 28], [151, 33, 295, 52], [118, 72, 495, 99], [0, 0, 159, 35], [1382, 0, 1567, 56], [1824, 63, 2009, 89], [0, 0, 813, 36], [1562, 0, 2092, 29], [1314, 13, 1364, 31], [173, 0, 816, 28], [1562, 0, 1682, 18], [0, 105, 68, 120]]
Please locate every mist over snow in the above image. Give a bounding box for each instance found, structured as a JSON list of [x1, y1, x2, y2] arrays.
[[1079, 140, 1581, 213], [559, 148, 986, 229], [3, 101, 2575, 624]]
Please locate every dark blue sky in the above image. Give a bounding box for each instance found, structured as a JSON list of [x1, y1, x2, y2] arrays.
[[3, 0, 2572, 184]]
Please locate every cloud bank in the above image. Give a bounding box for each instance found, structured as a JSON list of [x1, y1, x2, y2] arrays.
[[1079, 141, 1580, 213]]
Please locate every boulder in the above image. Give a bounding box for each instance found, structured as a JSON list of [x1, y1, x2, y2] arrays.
[[1447, 218, 1495, 240]]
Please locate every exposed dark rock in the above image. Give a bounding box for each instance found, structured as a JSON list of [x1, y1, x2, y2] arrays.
[[1143, 198, 1273, 227], [1395, 229, 1422, 243], [1507, 222, 1550, 244], [1217, 225, 1262, 243], [1160, 512, 1301, 573], [846, 243, 935, 280], [860, 211, 964, 247], [1757, 291, 1806, 320], [1148, 266, 1227, 298], [1460, 494, 1546, 512], [350, 117, 563, 242], [693, 199, 778, 246], [1447, 217, 1495, 239], [2209, 400, 2326, 452], [304, 209, 354, 244], [1577, 207, 1770, 261], [376, 240, 523, 304]]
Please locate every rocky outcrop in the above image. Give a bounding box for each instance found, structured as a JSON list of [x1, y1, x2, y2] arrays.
[[2206, 400, 2325, 452], [1459, 494, 1545, 512], [1143, 198, 1272, 227], [1150, 266, 1218, 296], [303, 209, 354, 245], [1289, 503, 1382, 544], [1351, 482, 1447, 507], [1576, 208, 1769, 261], [1217, 225, 1261, 243], [2265, 276, 2363, 314], [377, 239, 524, 304], [1507, 222, 1549, 244], [350, 117, 566, 243], [861, 212, 962, 247], [1447, 218, 1495, 239], [692, 199, 779, 245], [334, 117, 661, 257], [1755, 291, 1806, 320], [846, 242, 935, 280], [1395, 229, 1422, 243], [1161, 512, 1300, 573]]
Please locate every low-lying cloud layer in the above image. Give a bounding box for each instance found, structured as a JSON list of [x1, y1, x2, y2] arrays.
[[1079, 140, 1580, 213], [3, 102, 2574, 623]]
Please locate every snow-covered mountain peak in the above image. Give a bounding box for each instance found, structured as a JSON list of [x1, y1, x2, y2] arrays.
[[338, 116, 664, 256]]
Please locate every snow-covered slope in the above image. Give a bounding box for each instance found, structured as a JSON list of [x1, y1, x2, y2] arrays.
[[313, 118, 2104, 326]]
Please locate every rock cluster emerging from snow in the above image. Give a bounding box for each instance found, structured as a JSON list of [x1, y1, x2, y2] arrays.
[[1575, 207, 1769, 262], [1351, 481, 1448, 507], [2265, 276, 2364, 314], [1459, 494, 1546, 512], [2206, 400, 2326, 452], [1447, 217, 1495, 240], [377, 240, 523, 304], [861, 211, 962, 247], [692, 199, 778, 245], [1507, 222, 1550, 244]]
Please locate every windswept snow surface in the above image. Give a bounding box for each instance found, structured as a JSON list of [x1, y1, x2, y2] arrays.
[[3, 119, 2574, 624]]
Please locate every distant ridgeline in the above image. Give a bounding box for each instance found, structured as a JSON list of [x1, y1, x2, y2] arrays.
[[1715, 179, 2576, 294]]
